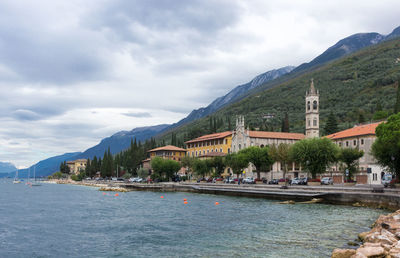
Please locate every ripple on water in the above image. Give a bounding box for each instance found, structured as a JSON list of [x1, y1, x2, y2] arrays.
[[0, 180, 384, 258]]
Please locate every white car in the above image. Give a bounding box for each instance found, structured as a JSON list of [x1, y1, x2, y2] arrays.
[[129, 177, 143, 183], [243, 177, 255, 184]]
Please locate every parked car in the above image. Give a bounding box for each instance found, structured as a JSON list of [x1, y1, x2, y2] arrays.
[[243, 177, 255, 184], [129, 177, 143, 183], [268, 179, 279, 184], [299, 177, 308, 185], [262, 177, 268, 184], [290, 178, 301, 185], [382, 174, 393, 187], [111, 177, 118, 181], [321, 177, 333, 185]]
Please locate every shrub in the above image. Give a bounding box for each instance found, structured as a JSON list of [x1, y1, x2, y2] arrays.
[[71, 174, 79, 181]]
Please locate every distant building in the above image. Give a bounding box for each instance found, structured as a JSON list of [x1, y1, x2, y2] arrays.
[[326, 121, 384, 184], [142, 145, 187, 176], [185, 131, 232, 157], [66, 159, 87, 175], [232, 115, 305, 179]]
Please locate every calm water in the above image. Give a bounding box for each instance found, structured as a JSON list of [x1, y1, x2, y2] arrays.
[[0, 179, 383, 258]]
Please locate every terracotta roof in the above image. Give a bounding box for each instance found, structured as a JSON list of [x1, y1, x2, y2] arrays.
[[66, 159, 87, 164], [248, 131, 305, 140], [185, 131, 232, 144], [326, 122, 383, 140], [148, 145, 186, 152], [198, 152, 227, 158]]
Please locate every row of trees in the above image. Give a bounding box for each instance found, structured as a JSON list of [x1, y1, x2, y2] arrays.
[[176, 139, 364, 181]]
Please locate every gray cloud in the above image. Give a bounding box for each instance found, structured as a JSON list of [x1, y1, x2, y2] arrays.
[[122, 112, 152, 118], [0, 0, 400, 168]]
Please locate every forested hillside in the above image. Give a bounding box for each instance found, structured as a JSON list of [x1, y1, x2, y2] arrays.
[[159, 38, 400, 145]]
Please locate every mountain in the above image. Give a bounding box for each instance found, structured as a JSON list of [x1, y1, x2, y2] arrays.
[[166, 66, 295, 131], [1, 124, 171, 178], [293, 26, 400, 73], [5, 152, 81, 178], [159, 37, 400, 143], [74, 124, 170, 159], [0, 161, 17, 173]]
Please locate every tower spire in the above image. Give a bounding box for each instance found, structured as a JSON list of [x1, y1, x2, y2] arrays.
[[309, 78, 316, 95]]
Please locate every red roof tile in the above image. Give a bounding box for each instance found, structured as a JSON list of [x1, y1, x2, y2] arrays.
[[248, 131, 305, 140], [185, 131, 232, 144], [148, 145, 186, 152], [325, 122, 383, 140]]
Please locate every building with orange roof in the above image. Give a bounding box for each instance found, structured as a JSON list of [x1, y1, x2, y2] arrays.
[[185, 131, 232, 157], [142, 145, 187, 176], [326, 121, 384, 184], [232, 115, 306, 180], [147, 145, 186, 162], [66, 159, 87, 175]]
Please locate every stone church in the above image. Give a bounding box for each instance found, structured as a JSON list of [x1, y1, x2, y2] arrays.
[[231, 79, 319, 179]]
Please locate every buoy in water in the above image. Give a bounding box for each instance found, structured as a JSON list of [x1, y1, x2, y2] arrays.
[[183, 198, 187, 201], [184, 201, 188, 204], [115, 193, 119, 197], [103, 192, 106, 195], [160, 196, 164, 199], [215, 202, 220, 205]]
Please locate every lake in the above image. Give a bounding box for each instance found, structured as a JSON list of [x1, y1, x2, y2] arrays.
[[0, 179, 383, 257]]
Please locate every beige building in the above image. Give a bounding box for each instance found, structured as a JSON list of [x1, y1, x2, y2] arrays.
[[66, 159, 87, 175], [326, 122, 384, 184], [232, 115, 306, 180]]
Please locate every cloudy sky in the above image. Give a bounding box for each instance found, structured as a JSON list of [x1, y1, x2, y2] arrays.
[[0, 0, 399, 168]]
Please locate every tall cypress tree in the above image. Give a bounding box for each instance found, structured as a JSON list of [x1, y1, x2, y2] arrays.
[[324, 111, 339, 135], [281, 113, 289, 132], [394, 81, 400, 114]]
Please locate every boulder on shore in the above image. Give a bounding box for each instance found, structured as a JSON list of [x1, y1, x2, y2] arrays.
[[331, 248, 356, 258]]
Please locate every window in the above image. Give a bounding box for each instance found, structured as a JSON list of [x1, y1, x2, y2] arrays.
[[195, 151, 198, 156], [224, 139, 227, 144], [307, 101, 310, 111], [313, 119, 317, 126], [313, 100, 318, 110], [228, 148, 230, 154], [220, 148, 222, 152], [346, 141, 349, 147], [339, 142, 342, 147], [239, 144, 241, 150], [353, 140, 357, 146], [192, 152, 194, 157], [215, 149, 218, 152], [260, 144, 264, 148], [203, 150, 205, 155], [361, 139, 364, 145], [308, 119, 311, 126], [373, 173, 377, 181]]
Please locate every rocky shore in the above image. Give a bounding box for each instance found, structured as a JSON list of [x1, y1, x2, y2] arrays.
[[332, 210, 400, 258]]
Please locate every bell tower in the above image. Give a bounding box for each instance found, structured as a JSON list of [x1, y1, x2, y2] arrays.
[[305, 79, 319, 138]]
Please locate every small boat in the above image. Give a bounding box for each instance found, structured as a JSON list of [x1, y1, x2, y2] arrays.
[[31, 166, 41, 186], [13, 169, 21, 184]]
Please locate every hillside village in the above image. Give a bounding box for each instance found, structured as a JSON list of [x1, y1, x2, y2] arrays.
[[63, 78, 397, 187]]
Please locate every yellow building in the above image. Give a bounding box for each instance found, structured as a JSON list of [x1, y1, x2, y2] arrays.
[[185, 131, 232, 157], [147, 145, 187, 161], [66, 159, 87, 175]]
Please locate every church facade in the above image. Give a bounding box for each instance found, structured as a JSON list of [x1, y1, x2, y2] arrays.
[[231, 79, 317, 180]]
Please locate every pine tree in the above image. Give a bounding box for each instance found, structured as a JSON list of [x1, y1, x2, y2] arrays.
[[324, 111, 339, 135], [394, 81, 400, 114], [281, 113, 289, 132]]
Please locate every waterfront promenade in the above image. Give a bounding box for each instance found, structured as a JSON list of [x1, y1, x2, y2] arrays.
[[54, 180, 400, 210]]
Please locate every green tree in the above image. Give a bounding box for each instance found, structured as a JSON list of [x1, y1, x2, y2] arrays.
[[137, 168, 150, 179], [224, 153, 249, 178], [209, 156, 226, 177], [281, 112, 289, 132], [394, 81, 400, 113], [193, 159, 210, 178], [269, 143, 292, 184], [373, 110, 389, 121], [372, 113, 400, 177], [150, 157, 181, 180], [324, 111, 339, 135], [338, 148, 364, 181], [239, 146, 274, 179], [291, 138, 339, 179]]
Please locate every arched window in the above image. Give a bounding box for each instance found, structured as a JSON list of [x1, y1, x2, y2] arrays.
[[260, 144, 265, 148], [313, 100, 318, 110], [307, 101, 311, 111]]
